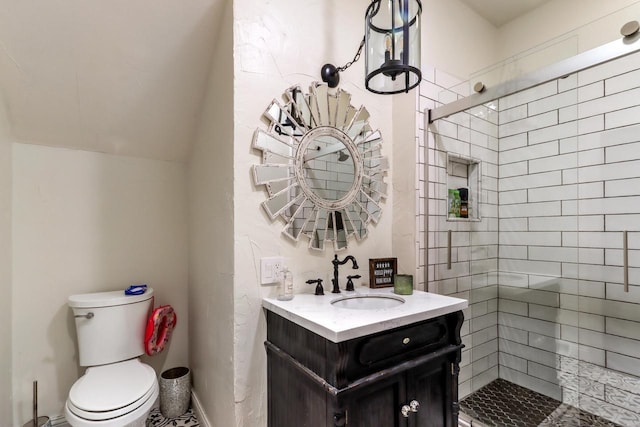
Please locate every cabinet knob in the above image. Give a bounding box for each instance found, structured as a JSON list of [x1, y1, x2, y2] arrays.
[[401, 400, 420, 417], [401, 405, 411, 418]]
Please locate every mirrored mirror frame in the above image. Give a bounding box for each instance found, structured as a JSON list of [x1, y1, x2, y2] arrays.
[[252, 82, 389, 251]]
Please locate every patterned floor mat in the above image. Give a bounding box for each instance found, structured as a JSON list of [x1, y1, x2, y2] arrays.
[[147, 407, 200, 426]]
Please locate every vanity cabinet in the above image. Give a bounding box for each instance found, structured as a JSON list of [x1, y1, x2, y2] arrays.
[[265, 310, 464, 427]]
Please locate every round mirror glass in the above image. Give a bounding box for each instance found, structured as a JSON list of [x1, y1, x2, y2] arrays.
[[303, 135, 354, 201], [296, 126, 363, 210]]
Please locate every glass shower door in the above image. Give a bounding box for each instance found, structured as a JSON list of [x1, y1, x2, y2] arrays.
[[425, 16, 640, 425], [425, 76, 500, 400], [494, 72, 580, 410], [574, 49, 640, 426]]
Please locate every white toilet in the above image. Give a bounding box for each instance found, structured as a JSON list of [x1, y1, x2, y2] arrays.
[[65, 288, 159, 427]]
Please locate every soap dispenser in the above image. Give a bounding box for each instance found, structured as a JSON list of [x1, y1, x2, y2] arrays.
[[277, 268, 294, 301]]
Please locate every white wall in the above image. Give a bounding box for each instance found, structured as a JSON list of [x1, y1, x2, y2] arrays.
[[499, 0, 640, 61], [187, 0, 236, 424], [11, 144, 189, 425], [469, 1, 640, 88], [419, 0, 640, 93], [232, 0, 394, 425], [0, 93, 13, 424], [392, 93, 420, 283], [422, 0, 500, 85]]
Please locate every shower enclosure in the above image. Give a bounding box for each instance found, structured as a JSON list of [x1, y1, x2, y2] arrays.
[[422, 27, 640, 427]]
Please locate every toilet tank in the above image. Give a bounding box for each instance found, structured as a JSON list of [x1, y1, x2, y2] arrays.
[[69, 288, 154, 366]]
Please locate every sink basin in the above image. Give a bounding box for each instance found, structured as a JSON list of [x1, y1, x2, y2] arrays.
[[331, 294, 405, 310]]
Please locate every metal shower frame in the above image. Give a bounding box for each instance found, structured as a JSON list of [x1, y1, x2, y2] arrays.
[[427, 31, 640, 123]]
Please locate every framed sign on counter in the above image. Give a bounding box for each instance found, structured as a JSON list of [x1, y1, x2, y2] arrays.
[[368, 258, 397, 288]]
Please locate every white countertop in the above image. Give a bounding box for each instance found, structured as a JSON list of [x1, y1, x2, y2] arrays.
[[262, 287, 468, 343]]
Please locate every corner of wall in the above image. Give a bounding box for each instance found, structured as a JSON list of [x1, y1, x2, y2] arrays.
[[191, 391, 212, 427], [0, 91, 13, 423], [186, 0, 235, 425], [392, 92, 419, 281]]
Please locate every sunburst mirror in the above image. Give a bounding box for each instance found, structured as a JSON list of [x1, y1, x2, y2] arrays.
[[252, 82, 388, 251]]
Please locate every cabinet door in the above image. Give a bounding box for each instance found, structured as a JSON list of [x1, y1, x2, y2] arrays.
[[343, 373, 407, 427], [405, 357, 452, 427], [268, 353, 328, 427]]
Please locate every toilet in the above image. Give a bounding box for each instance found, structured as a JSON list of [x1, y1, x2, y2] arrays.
[[65, 288, 158, 427]]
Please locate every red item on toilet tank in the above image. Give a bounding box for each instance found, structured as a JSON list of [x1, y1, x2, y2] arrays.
[[144, 305, 177, 356]]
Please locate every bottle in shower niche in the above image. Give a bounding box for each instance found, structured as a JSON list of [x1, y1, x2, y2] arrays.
[[458, 188, 469, 218], [277, 268, 294, 301], [448, 189, 460, 218]]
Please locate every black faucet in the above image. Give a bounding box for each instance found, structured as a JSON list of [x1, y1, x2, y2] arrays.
[[306, 278, 324, 295], [331, 254, 359, 293], [346, 275, 361, 292]]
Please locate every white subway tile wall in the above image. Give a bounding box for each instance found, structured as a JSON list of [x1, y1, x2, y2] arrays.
[[418, 70, 500, 399], [418, 49, 640, 426]]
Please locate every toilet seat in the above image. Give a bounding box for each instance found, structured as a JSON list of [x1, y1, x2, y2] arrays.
[[66, 359, 158, 423], [66, 381, 157, 421]]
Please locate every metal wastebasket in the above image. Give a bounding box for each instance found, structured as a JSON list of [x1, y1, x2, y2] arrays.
[[159, 367, 191, 418]]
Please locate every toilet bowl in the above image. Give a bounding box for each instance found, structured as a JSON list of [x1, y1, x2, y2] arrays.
[[66, 288, 158, 427], [65, 359, 158, 427]]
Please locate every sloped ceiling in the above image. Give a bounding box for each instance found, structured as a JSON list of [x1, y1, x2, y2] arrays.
[[0, 0, 226, 162], [0, 0, 553, 163]]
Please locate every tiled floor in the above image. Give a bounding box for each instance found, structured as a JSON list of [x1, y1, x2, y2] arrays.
[[459, 379, 621, 427], [147, 407, 200, 426]]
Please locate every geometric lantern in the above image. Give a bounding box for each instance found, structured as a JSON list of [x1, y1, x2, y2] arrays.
[[365, 0, 422, 94]]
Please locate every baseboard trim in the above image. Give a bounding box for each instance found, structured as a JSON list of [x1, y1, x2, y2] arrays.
[[191, 390, 211, 427]]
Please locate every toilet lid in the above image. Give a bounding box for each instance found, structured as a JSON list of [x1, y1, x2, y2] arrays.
[[69, 359, 156, 412]]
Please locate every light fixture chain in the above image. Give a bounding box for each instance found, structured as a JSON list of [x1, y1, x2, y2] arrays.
[[337, 36, 366, 73]]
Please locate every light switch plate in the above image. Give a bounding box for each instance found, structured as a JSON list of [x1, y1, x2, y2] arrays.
[[261, 256, 284, 285]]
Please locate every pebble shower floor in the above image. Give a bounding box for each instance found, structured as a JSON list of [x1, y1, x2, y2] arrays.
[[459, 379, 621, 427]]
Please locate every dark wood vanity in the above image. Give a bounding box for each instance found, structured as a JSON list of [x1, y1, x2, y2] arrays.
[[265, 309, 464, 427]]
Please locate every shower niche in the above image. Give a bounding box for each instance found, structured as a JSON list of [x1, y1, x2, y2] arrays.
[[446, 153, 481, 222]]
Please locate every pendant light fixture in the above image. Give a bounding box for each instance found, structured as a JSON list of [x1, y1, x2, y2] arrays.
[[321, 0, 422, 95]]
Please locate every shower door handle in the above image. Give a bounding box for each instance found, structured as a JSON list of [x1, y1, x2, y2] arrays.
[[447, 230, 452, 270], [624, 230, 629, 293]]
